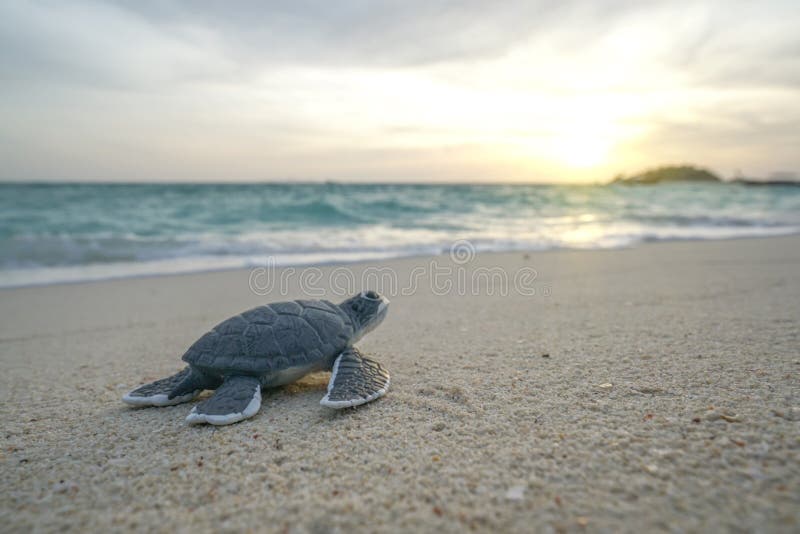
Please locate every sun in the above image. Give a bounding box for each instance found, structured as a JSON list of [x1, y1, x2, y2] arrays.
[[549, 132, 614, 168]]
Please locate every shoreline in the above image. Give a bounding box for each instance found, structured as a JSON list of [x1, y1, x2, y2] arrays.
[[2, 232, 800, 291], [2, 235, 798, 532]]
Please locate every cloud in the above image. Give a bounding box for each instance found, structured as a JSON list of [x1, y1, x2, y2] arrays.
[[667, 0, 800, 90], [0, 2, 236, 89], [1, 0, 673, 88], [4, 0, 796, 91], [108, 1, 601, 66]]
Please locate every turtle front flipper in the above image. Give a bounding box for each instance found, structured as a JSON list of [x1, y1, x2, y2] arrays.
[[186, 375, 262, 426], [321, 348, 390, 409], [122, 367, 212, 407]]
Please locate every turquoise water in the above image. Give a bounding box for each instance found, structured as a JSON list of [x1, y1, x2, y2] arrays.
[[1, 182, 799, 287]]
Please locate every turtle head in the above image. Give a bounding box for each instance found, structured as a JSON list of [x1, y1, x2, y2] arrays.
[[339, 290, 390, 342]]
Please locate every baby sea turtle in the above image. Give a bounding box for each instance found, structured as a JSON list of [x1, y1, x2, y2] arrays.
[[122, 291, 390, 425]]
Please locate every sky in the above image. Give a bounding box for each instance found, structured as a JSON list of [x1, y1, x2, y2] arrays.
[[1, 1, 798, 183]]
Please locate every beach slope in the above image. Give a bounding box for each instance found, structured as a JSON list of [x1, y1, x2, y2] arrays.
[[1, 236, 798, 532]]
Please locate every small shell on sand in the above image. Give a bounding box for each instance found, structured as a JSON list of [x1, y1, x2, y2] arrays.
[[505, 485, 526, 501]]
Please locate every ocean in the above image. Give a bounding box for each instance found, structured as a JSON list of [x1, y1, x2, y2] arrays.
[[1, 182, 799, 287]]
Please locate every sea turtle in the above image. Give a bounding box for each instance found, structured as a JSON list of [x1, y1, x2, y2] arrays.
[[122, 291, 390, 425]]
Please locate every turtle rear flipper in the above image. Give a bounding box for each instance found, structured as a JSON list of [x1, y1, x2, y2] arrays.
[[122, 367, 211, 407], [186, 375, 262, 426], [321, 348, 390, 409]]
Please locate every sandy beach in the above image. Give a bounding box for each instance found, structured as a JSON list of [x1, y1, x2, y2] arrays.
[[1, 236, 798, 533]]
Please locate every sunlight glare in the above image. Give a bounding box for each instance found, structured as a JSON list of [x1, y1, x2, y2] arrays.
[[549, 132, 614, 168]]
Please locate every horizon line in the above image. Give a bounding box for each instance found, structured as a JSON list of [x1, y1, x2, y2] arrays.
[[2, 178, 796, 186], [0, 178, 610, 186]]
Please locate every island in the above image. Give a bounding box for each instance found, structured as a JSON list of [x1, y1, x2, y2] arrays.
[[611, 165, 722, 185]]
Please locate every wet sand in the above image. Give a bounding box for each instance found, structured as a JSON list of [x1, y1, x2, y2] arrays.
[[1, 236, 798, 532]]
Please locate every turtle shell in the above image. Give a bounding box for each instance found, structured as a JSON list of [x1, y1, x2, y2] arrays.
[[182, 299, 354, 375]]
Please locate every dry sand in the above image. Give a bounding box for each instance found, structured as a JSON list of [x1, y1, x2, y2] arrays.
[[1, 236, 798, 533]]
